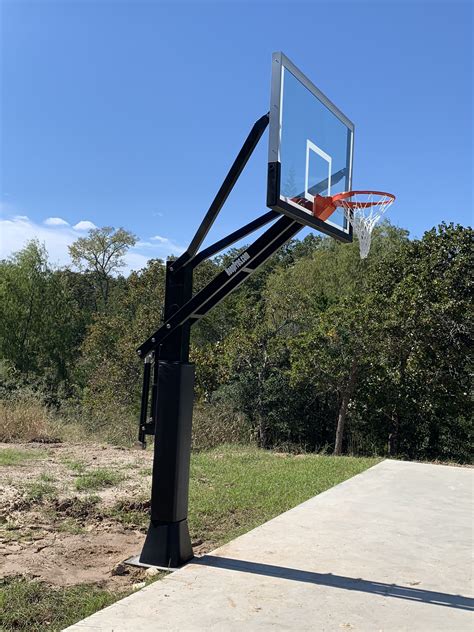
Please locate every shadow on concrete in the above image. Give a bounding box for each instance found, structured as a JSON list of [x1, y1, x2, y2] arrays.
[[193, 555, 474, 612]]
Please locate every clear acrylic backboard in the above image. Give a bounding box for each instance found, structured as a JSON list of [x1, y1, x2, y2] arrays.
[[267, 52, 354, 242]]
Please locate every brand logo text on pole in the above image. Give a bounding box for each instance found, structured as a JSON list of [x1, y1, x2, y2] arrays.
[[225, 251, 250, 277]]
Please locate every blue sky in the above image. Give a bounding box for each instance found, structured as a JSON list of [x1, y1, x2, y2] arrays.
[[1, 0, 472, 272]]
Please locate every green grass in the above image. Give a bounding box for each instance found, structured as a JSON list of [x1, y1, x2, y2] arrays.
[[122, 462, 140, 470], [23, 481, 57, 503], [38, 472, 56, 483], [75, 467, 126, 492], [62, 458, 87, 474], [0, 577, 125, 632], [0, 447, 46, 466], [107, 445, 380, 546], [1, 523, 22, 543], [188, 445, 379, 545], [108, 507, 147, 528], [57, 517, 86, 535], [105, 497, 150, 529]]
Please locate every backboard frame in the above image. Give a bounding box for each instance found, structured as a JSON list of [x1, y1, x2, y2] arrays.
[[267, 51, 355, 243]]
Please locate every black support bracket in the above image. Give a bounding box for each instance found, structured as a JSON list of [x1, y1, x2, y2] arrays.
[[137, 214, 301, 358]]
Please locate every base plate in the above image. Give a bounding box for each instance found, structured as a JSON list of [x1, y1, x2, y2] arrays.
[[124, 555, 185, 572]]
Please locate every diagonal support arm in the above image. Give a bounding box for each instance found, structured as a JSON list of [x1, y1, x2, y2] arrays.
[[172, 113, 270, 273]]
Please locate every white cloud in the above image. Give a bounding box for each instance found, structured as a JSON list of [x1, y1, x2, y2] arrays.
[[44, 217, 70, 226], [151, 235, 169, 243], [73, 220, 97, 231], [1, 216, 76, 267], [0, 214, 185, 274]]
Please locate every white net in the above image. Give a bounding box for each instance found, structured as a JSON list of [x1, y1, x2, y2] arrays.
[[338, 192, 395, 259]]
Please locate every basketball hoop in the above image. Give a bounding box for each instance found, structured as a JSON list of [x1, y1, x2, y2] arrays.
[[313, 191, 396, 259]]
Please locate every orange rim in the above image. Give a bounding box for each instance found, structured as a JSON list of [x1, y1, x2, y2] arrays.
[[331, 190, 396, 209]]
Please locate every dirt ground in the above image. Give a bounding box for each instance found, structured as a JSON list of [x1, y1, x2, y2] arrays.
[[0, 442, 206, 590]]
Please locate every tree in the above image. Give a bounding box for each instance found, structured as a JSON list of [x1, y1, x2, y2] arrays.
[[77, 258, 167, 437], [264, 222, 410, 454], [0, 241, 84, 398], [372, 222, 473, 460], [0, 241, 50, 375], [68, 227, 136, 306]]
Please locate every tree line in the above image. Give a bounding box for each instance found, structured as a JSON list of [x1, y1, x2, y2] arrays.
[[0, 222, 471, 462]]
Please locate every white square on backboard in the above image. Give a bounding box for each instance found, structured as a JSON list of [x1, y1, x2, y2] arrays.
[[305, 140, 332, 203]]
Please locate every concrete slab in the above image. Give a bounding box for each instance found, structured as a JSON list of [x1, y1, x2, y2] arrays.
[[66, 460, 474, 631]]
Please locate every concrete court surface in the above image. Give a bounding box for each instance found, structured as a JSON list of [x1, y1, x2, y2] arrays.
[[67, 460, 473, 631]]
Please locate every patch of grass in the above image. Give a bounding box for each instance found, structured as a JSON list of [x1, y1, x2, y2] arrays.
[[23, 481, 57, 503], [0, 447, 46, 466], [0, 523, 21, 543], [0, 395, 60, 443], [111, 508, 147, 529], [0, 577, 125, 632], [62, 458, 87, 474], [139, 467, 152, 476], [75, 468, 126, 492], [188, 445, 380, 547], [101, 447, 379, 549], [122, 462, 140, 470], [1, 527, 36, 544], [57, 517, 86, 535], [105, 498, 150, 529], [38, 472, 56, 483]]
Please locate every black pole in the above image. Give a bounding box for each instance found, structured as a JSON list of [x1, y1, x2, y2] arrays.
[[138, 217, 303, 567], [139, 260, 195, 568]]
